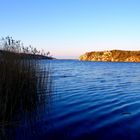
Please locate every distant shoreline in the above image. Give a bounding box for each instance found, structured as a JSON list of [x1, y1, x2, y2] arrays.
[[0, 50, 54, 60], [79, 50, 140, 63]]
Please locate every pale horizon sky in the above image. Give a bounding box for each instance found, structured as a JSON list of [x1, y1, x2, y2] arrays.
[[1, 0, 140, 59]]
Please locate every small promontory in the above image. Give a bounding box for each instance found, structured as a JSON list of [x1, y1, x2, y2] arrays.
[[79, 50, 140, 62]]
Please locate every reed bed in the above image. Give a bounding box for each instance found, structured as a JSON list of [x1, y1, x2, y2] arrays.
[[0, 37, 52, 139]]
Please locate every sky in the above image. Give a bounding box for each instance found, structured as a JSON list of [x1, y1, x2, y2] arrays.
[[0, 0, 140, 59]]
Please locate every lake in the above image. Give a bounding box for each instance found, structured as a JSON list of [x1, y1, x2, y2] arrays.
[[21, 60, 140, 140]]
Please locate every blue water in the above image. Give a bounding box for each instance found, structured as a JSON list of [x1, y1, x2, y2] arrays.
[[25, 60, 140, 140]]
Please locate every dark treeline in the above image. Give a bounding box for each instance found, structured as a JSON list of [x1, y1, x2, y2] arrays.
[[0, 36, 53, 59], [0, 36, 52, 140]]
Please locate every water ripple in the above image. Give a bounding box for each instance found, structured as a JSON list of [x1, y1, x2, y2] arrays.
[[42, 60, 140, 140]]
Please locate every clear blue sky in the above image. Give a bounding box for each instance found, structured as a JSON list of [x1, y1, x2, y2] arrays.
[[0, 0, 140, 59]]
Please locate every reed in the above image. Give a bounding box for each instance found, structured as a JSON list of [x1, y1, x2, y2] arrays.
[[0, 37, 52, 139]]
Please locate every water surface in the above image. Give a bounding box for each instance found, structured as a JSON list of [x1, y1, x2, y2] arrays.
[[23, 60, 140, 140], [37, 60, 140, 140]]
